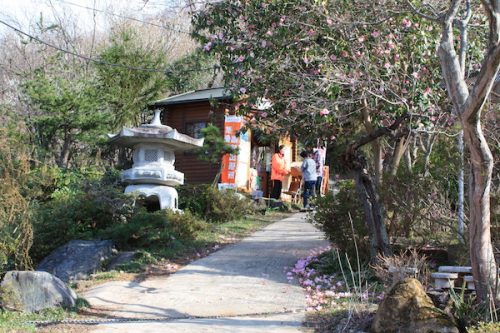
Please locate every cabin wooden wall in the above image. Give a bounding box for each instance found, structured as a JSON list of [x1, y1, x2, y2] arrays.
[[161, 101, 225, 185]]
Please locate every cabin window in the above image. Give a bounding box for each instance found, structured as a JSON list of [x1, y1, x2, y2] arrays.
[[144, 149, 159, 162], [185, 121, 207, 139]]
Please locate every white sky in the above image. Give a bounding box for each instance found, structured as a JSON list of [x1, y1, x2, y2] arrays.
[[0, 0, 180, 36]]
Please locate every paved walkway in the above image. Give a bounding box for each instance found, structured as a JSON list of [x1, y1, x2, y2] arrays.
[[83, 213, 328, 332]]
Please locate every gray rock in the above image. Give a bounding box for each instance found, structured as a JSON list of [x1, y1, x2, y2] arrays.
[[107, 251, 137, 271], [0, 271, 77, 312], [37, 240, 113, 282]]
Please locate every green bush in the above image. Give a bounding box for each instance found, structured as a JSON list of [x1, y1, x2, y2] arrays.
[[30, 171, 136, 261], [380, 170, 459, 245], [178, 184, 255, 223], [99, 209, 207, 250], [310, 180, 369, 260], [165, 210, 208, 241], [99, 210, 172, 249], [177, 184, 211, 216], [204, 187, 255, 223]]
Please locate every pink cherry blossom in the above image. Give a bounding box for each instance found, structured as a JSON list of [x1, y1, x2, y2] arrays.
[[384, 62, 391, 69], [423, 87, 432, 97], [320, 108, 330, 116], [411, 72, 420, 80], [371, 30, 381, 38], [402, 18, 412, 28]]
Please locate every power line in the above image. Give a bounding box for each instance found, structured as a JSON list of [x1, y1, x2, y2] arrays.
[[0, 18, 217, 75], [55, 0, 192, 35]]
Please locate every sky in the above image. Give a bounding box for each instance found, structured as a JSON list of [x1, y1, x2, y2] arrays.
[[0, 0, 181, 36]]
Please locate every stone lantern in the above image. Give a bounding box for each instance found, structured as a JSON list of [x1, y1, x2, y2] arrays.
[[108, 110, 204, 210]]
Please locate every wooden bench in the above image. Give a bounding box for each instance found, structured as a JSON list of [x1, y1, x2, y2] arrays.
[[434, 266, 500, 291]]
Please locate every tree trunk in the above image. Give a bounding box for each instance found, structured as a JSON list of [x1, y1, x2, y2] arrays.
[[353, 166, 392, 260], [58, 134, 72, 168], [462, 117, 499, 303], [457, 130, 465, 242], [372, 139, 383, 185], [404, 147, 413, 174], [421, 133, 437, 177], [437, 0, 500, 304], [390, 136, 406, 176]]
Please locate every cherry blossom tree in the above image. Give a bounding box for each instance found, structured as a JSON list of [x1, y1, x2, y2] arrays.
[[194, 0, 499, 304], [193, 0, 452, 260]]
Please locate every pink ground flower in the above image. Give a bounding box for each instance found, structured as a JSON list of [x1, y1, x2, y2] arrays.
[[320, 108, 330, 116], [203, 42, 212, 52], [402, 18, 412, 28]]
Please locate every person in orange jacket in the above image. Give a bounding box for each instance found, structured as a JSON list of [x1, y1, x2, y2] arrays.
[[270, 145, 289, 200]]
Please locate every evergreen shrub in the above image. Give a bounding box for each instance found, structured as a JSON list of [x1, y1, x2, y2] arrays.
[[178, 184, 255, 223], [204, 187, 255, 223], [310, 180, 369, 260], [30, 170, 136, 261]]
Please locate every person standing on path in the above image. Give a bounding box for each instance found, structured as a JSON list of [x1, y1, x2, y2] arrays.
[[270, 145, 289, 200], [300, 150, 317, 209], [313, 144, 326, 196]]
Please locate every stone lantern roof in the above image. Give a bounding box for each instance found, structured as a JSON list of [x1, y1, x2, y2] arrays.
[[108, 110, 204, 150]]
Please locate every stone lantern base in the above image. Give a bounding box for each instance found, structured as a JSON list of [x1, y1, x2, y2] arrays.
[[125, 184, 179, 211]]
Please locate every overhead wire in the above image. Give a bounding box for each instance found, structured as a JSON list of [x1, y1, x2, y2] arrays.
[[54, 0, 192, 35], [0, 18, 219, 76]]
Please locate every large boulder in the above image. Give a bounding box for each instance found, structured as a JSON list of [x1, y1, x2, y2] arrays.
[[371, 278, 458, 333], [0, 271, 77, 312], [37, 240, 113, 282]]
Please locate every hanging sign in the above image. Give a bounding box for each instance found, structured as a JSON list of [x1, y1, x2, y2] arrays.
[[220, 115, 243, 187]]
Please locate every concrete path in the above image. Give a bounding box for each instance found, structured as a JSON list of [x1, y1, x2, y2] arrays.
[[83, 213, 328, 332]]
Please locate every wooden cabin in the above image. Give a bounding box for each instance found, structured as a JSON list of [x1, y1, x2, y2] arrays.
[[151, 87, 298, 198], [152, 88, 228, 185]]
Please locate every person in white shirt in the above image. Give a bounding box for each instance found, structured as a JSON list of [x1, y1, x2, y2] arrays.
[[313, 145, 326, 196], [300, 150, 317, 209]]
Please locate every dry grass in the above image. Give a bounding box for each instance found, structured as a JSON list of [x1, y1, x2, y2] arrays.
[[371, 249, 431, 288]]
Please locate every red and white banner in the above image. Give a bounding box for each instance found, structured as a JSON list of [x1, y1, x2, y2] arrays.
[[220, 115, 242, 186]]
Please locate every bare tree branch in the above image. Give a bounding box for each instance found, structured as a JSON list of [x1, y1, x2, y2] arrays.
[[405, 0, 441, 21]]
